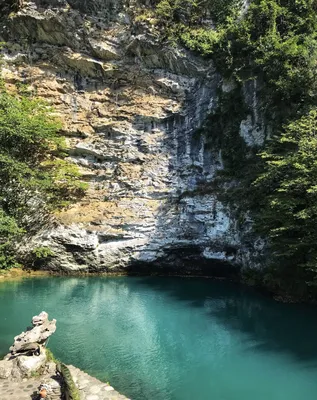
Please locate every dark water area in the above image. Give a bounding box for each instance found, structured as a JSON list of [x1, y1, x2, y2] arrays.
[[1, 276, 317, 400]]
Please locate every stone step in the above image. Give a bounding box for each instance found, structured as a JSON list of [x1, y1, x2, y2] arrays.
[[0, 375, 63, 400], [67, 365, 130, 400]]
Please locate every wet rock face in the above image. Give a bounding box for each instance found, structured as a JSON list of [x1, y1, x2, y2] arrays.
[[0, 0, 265, 274]]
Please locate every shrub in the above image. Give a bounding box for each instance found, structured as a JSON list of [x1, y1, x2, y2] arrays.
[[0, 88, 87, 269]]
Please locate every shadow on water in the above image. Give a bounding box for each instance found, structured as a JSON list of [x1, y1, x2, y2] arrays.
[[131, 276, 317, 364]]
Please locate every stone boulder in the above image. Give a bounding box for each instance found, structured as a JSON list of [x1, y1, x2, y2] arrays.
[[0, 360, 13, 379], [1, 311, 57, 381], [9, 311, 56, 356], [17, 348, 47, 377]]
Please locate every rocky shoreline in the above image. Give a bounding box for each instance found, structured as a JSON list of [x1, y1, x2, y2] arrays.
[[0, 268, 51, 282], [0, 312, 130, 400]]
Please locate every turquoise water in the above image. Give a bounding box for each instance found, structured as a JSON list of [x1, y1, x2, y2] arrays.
[[1, 277, 317, 400]]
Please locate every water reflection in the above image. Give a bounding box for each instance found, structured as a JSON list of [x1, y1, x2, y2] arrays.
[[134, 277, 317, 361], [0, 277, 317, 400]]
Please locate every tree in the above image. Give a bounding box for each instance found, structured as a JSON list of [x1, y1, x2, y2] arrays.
[[0, 88, 87, 269], [254, 109, 317, 292]]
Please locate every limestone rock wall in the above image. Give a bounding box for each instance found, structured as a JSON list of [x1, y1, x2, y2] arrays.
[[0, 0, 265, 274]]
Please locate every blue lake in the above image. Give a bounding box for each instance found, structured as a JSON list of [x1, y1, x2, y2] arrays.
[[1, 276, 317, 400]]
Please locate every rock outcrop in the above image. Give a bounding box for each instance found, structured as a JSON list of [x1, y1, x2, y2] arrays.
[[0, 0, 266, 274], [8, 311, 56, 357], [0, 312, 56, 381], [0, 312, 129, 400]]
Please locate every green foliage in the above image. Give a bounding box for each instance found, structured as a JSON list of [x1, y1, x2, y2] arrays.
[[40, 159, 89, 209], [144, 0, 317, 119], [253, 110, 317, 292], [180, 28, 222, 55], [46, 348, 59, 364], [27, 246, 54, 270], [0, 209, 23, 269], [203, 87, 250, 173], [148, 0, 317, 121], [154, 0, 242, 27], [214, 0, 317, 295], [134, 0, 241, 52], [0, 88, 87, 269], [212, 0, 317, 124], [59, 363, 81, 400], [141, 0, 317, 295]]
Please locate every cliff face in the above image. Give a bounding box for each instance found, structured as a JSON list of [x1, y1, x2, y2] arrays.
[[0, 0, 266, 274]]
